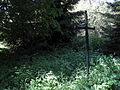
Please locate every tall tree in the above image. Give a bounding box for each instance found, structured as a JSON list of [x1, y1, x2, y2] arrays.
[[107, 1, 120, 55], [0, 0, 80, 51]]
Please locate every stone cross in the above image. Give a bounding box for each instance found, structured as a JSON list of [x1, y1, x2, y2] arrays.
[[75, 11, 95, 75]]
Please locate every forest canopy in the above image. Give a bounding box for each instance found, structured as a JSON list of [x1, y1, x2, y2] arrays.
[[0, 0, 119, 55], [0, 0, 80, 51]]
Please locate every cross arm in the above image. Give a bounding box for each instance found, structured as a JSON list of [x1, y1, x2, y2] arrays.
[[74, 25, 95, 30]]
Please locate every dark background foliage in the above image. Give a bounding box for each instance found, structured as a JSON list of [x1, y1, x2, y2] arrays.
[[106, 1, 120, 55], [0, 0, 80, 52]]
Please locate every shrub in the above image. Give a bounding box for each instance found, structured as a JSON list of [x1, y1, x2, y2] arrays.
[[70, 36, 108, 52], [1, 49, 120, 90], [90, 36, 108, 51], [71, 36, 86, 51]]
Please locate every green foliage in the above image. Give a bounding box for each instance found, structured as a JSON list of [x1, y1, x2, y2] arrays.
[[70, 36, 107, 51], [106, 1, 120, 55], [111, 1, 120, 11], [0, 0, 80, 50], [0, 47, 120, 90], [71, 36, 85, 51], [25, 55, 120, 90], [88, 2, 112, 37], [90, 36, 108, 51], [75, 1, 112, 37]]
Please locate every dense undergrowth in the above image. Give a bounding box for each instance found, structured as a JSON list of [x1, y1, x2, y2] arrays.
[[0, 37, 120, 90]]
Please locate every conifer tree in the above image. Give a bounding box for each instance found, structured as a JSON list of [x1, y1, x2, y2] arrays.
[[107, 1, 120, 55], [0, 0, 80, 51]]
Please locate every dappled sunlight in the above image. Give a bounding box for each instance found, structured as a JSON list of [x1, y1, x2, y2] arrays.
[[71, 0, 113, 37], [0, 47, 120, 89], [0, 0, 120, 89], [0, 42, 10, 52], [0, 42, 8, 48]]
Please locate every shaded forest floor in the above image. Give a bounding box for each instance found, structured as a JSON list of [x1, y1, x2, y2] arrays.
[[0, 41, 120, 90]]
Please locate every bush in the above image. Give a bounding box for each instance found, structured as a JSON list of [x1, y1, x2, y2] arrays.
[[70, 36, 108, 52], [26, 55, 120, 90], [0, 48, 120, 90], [24, 55, 120, 90], [71, 36, 85, 51], [106, 1, 120, 55], [90, 36, 108, 51]]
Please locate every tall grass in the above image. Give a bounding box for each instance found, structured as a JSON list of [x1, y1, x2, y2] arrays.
[[0, 36, 120, 90], [0, 48, 120, 90]]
